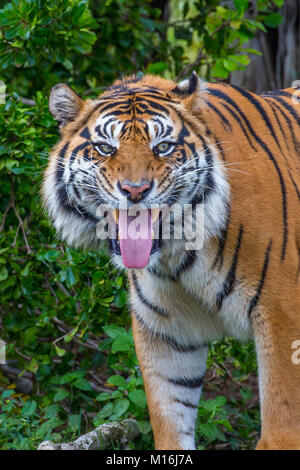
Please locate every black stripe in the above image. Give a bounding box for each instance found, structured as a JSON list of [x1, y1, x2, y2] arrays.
[[269, 102, 287, 137], [57, 184, 99, 224], [147, 266, 176, 281], [207, 87, 288, 261], [103, 117, 117, 138], [230, 84, 283, 153], [69, 101, 104, 136], [70, 141, 90, 166], [220, 101, 257, 151], [216, 225, 243, 309], [135, 92, 179, 103], [271, 96, 300, 127], [205, 100, 232, 131], [131, 272, 168, 316], [212, 204, 231, 271], [134, 311, 206, 353], [189, 144, 215, 206], [134, 97, 170, 115], [266, 99, 300, 155], [56, 142, 69, 181], [261, 90, 294, 98], [173, 250, 197, 278], [288, 169, 300, 202], [297, 250, 300, 279], [55, 143, 99, 224], [266, 102, 300, 202], [172, 398, 198, 409], [248, 239, 272, 319], [83, 147, 90, 161], [79, 127, 90, 140], [167, 375, 204, 388], [96, 100, 129, 115]]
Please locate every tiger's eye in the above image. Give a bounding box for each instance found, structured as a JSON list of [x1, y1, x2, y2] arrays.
[[157, 142, 171, 153], [95, 143, 115, 156], [100, 144, 114, 153]]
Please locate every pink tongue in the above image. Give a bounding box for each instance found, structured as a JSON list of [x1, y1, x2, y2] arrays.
[[119, 209, 152, 268]]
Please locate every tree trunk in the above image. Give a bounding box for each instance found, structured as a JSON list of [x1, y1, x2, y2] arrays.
[[230, 0, 300, 93]]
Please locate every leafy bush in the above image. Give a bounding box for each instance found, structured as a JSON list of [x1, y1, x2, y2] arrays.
[[0, 0, 283, 450]]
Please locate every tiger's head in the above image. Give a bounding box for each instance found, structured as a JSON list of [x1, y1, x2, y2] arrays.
[[42, 73, 229, 269]]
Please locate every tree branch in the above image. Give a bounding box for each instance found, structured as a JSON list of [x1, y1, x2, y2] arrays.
[[0, 201, 12, 233], [176, 20, 231, 80], [177, 49, 207, 80], [10, 180, 32, 254], [37, 419, 140, 450], [18, 97, 36, 106]]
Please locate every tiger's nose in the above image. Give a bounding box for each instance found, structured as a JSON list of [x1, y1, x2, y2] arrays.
[[118, 179, 153, 201]]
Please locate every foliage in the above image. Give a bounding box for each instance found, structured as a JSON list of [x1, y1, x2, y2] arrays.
[[170, 0, 284, 79], [0, 0, 283, 450]]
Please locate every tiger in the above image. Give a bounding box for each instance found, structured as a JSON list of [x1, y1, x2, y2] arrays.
[[42, 71, 300, 450]]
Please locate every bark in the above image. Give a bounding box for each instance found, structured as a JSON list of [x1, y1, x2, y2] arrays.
[[230, 0, 300, 93], [37, 419, 140, 450]]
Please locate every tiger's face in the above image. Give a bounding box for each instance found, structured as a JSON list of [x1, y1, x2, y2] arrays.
[[42, 73, 229, 269]]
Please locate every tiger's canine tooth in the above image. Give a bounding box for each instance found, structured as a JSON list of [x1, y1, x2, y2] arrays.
[[111, 208, 119, 223], [151, 208, 160, 223]]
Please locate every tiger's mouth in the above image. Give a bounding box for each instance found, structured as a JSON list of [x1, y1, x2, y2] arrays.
[[108, 208, 161, 268]]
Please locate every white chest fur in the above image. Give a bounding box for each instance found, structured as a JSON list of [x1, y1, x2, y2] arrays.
[[130, 242, 253, 347]]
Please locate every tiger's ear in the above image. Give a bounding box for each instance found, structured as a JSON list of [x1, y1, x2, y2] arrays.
[[49, 83, 83, 128], [172, 71, 199, 98]]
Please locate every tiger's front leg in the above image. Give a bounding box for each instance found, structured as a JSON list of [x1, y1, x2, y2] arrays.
[[131, 312, 207, 450]]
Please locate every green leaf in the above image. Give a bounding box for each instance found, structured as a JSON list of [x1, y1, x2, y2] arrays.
[[199, 422, 219, 441], [213, 395, 227, 407], [272, 0, 284, 6], [45, 250, 60, 262], [264, 13, 283, 29], [107, 375, 127, 388], [111, 334, 132, 353], [96, 392, 111, 402], [0, 266, 8, 281], [113, 290, 127, 308], [147, 62, 168, 74], [27, 358, 39, 373], [128, 389, 147, 408], [138, 420, 152, 434], [54, 388, 69, 402], [73, 379, 93, 392], [243, 48, 262, 56], [21, 262, 31, 277], [64, 325, 79, 343], [24, 326, 37, 346], [65, 266, 76, 287], [211, 59, 229, 79], [1, 390, 15, 399], [114, 398, 130, 417], [98, 402, 114, 419], [103, 325, 126, 339], [234, 0, 248, 13], [55, 345, 66, 357], [223, 58, 238, 72], [21, 400, 37, 417]]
